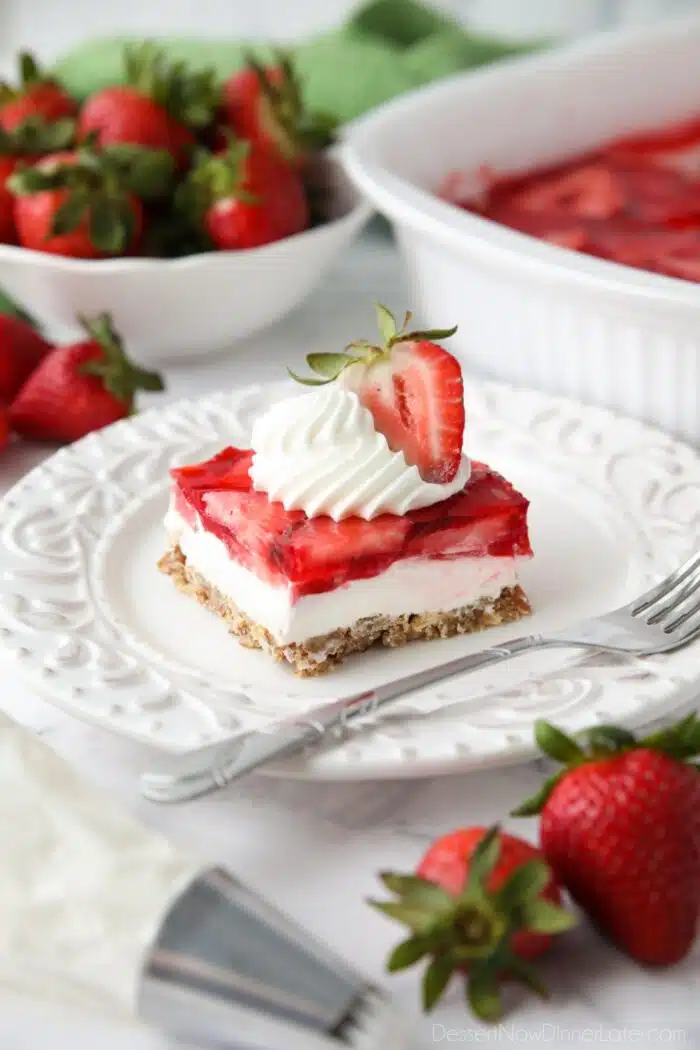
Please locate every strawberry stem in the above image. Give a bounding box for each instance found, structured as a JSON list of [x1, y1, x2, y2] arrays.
[[288, 301, 458, 387], [124, 41, 220, 129], [77, 312, 164, 409]]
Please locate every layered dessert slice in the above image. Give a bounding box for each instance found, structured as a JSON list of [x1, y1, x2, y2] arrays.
[[160, 304, 533, 675]]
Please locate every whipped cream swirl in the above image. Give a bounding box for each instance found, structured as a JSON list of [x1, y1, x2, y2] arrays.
[[249, 386, 469, 521]]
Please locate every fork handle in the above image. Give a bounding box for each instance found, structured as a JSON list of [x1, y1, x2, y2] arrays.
[[140, 634, 547, 803]]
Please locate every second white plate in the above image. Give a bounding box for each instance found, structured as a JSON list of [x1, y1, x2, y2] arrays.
[[1, 378, 699, 779]]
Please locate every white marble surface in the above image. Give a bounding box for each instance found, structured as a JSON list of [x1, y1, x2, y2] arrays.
[[0, 230, 698, 1049]]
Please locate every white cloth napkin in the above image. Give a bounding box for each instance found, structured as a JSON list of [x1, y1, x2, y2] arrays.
[[0, 711, 202, 1020]]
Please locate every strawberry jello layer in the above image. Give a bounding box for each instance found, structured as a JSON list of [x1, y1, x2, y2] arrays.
[[163, 446, 532, 648]]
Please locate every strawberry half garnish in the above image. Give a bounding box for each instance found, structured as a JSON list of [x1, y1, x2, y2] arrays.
[[290, 303, 464, 484]]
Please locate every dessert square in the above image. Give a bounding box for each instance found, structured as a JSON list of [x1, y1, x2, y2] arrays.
[[160, 303, 533, 676], [160, 448, 532, 676]]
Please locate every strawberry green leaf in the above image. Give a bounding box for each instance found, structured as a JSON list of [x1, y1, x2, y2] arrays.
[[50, 192, 89, 236], [511, 770, 566, 817], [465, 825, 501, 891], [398, 324, 459, 343], [494, 858, 551, 914], [89, 197, 134, 254], [467, 967, 503, 1022], [386, 937, 431, 973], [504, 956, 549, 1000], [19, 51, 42, 87], [534, 720, 585, 764], [422, 955, 454, 1012], [287, 368, 333, 386], [103, 144, 176, 201], [374, 301, 397, 345], [640, 712, 700, 759], [77, 312, 164, 408], [379, 872, 455, 913], [306, 352, 355, 380], [367, 899, 438, 935], [520, 898, 576, 935], [585, 725, 637, 755]]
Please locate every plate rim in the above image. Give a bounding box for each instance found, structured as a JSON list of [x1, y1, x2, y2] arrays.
[[1, 376, 699, 779]]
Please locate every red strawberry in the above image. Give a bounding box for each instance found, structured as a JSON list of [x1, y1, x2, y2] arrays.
[[370, 825, 574, 1022], [221, 52, 336, 168], [179, 138, 309, 250], [514, 715, 700, 966], [0, 53, 76, 134], [78, 43, 219, 163], [0, 115, 78, 244], [6, 144, 173, 258], [0, 156, 18, 243], [291, 304, 464, 484], [10, 312, 163, 443], [0, 402, 9, 453], [0, 313, 52, 401]]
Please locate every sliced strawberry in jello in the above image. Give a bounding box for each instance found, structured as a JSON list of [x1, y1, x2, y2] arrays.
[[172, 447, 253, 491], [280, 515, 410, 593], [173, 448, 531, 600]]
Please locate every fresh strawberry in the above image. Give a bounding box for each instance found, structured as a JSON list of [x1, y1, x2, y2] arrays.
[[10, 312, 163, 442], [0, 53, 77, 134], [0, 403, 9, 453], [221, 52, 336, 168], [291, 303, 464, 484], [0, 116, 77, 243], [514, 715, 700, 966], [0, 156, 18, 243], [370, 825, 574, 1022], [78, 43, 219, 163], [0, 313, 52, 401], [179, 138, 309, 250], [8, 143, 174, 257]]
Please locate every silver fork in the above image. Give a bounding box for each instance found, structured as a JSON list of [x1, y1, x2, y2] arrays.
[[140, 549, 700, 804]]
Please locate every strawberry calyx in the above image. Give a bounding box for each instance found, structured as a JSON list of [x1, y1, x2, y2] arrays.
[[513, 713, 700, 817], [289, 301, 458, 386], [176, 137, 257, 222], [0, 115, 76, 157], [77, 312, 164, 409], [369, 826, 574, 1023], [0, 51, 62, 104], [124, 42, 221, 130], [244, 50, 337, 163], [8, 142, 175, 252]]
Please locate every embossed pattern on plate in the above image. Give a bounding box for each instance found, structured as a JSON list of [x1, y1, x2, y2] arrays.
[[1, 379, 699, 779]]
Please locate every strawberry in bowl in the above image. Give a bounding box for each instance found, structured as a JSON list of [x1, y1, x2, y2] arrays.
[[0, 41, 369, 362], [160, 303, 533, 676]]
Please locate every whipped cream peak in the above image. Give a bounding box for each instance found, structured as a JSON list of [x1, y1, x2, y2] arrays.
[[249, 385, 469, 521]]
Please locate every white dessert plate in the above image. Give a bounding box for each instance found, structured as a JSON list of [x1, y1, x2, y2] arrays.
[[1, 378, 699, 781]]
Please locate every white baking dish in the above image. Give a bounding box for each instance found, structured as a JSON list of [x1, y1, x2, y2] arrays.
[[342, 15, 700, 445]]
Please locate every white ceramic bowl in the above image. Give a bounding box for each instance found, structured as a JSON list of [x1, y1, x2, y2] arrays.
[[343, 15, 700, 446], [0, 154, 371, 364]]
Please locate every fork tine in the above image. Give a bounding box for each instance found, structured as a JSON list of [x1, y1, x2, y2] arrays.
[[630, 549, 700, 616], [645, 561, 700, 624], [663, 588, 700, 635], [662, 608, 700, 649]]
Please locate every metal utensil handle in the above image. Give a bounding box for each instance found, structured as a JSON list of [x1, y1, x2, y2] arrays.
[[140, 634, 547, 803]]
